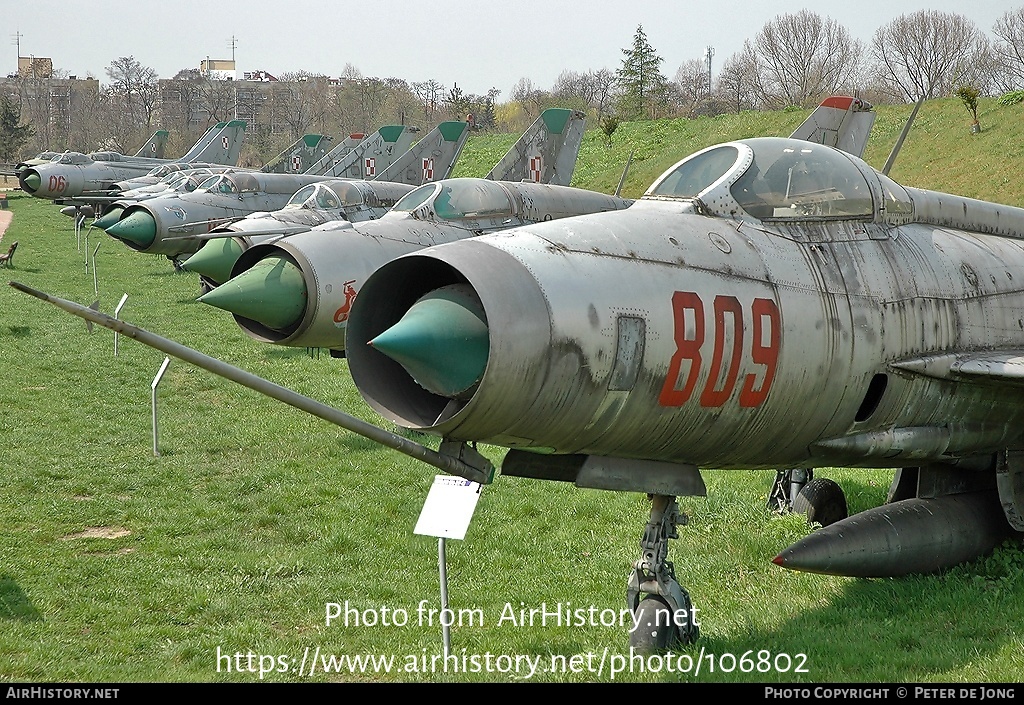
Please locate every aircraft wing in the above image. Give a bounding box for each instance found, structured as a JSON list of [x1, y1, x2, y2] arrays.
[[190, 221, 313, 241]]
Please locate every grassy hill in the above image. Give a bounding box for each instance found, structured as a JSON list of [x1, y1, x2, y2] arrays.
[[452, 97, 1024, 205]]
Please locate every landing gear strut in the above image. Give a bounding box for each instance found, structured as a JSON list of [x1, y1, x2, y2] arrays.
[[768, 468, 812, 514], [769, 468, 848, 526], [627, 494, 699, 653]]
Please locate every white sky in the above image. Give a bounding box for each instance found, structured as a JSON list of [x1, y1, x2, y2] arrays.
[[5, 1, 1015, 97]]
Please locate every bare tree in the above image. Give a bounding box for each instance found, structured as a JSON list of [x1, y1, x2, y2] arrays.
[[275, 72, 332, 136], [104, 56, 158, 136], [994, 8, 1024, 90], [511, 77, 549, 120], [411, 79, 446, 126], [716, 49, 758, 112], [747, 11, 863, 108], [552, 70, 596, 115], [674, 59, 708, 115], [200, 78, 238, 123], [871, 10, 993, 101], [590, 68, 617, 120], [382, 77, 419, 126]]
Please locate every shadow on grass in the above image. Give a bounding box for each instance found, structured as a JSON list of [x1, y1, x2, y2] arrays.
[[0, 575, 43, 622], [687, 569, 1021, 682], [262, 348, 317, 360], [6, 325, 31, 337]]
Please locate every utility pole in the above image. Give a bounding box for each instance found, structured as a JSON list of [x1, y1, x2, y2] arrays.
[[228, 36, 239, 119], [705, 46, 714, 97]]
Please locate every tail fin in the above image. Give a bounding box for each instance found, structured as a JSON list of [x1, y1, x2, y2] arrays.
[[789, 96, 876, 158], [315, 126, 419, 178], [485, 108, 586, 186], [134, 130, 169, 159], [304, 132, 367, 175], [261, 134, 334, 174], [178, 122, 226, 162], [373, 121, 470, 186], [189, 120, 247, 165]]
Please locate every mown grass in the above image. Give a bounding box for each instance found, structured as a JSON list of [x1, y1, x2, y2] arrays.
[[2, 98, 1024, 682]]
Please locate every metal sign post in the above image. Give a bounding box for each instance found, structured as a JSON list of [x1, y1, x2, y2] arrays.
[[92, 241, 102, 295], [151, 357, 171, 456], [413, 476, 483, 658], [75, 212, 85, 252], [113, 293, 129, 356]]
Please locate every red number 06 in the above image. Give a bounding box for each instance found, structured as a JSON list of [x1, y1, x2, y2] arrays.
[[658, 292, 780, 409]]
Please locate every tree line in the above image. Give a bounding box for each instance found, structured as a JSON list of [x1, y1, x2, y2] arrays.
[[3, 8, 1024, 165]]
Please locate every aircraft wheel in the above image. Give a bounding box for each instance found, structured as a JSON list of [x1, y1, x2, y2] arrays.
[[792, 478, 848, 527], [630, 596, 677, 654]]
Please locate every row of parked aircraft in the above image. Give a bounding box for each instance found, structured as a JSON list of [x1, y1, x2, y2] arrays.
[[14, 96, 1024, 652]]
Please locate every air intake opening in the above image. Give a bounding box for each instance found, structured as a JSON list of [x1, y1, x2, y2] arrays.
[[855, 373, 888, 422]]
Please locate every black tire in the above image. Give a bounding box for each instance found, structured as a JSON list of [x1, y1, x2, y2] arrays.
[[630, 596, 676, 653], [792, 477, 848, 527]]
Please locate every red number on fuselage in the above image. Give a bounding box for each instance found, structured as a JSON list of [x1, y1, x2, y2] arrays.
[[658, 291, 704, 406], [659, 292, 780, 409], [739, 298, 780, 407]]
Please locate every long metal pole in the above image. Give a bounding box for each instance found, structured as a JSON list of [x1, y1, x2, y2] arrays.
[[439, 538, 451, 658], [152, 357, 171, 456], [10, 282, 494, 484]]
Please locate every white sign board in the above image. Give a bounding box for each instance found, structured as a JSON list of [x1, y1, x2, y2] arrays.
[[414, 476, 482, 540]]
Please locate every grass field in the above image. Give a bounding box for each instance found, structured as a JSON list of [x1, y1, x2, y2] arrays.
[[2, 99, 1024, 682]]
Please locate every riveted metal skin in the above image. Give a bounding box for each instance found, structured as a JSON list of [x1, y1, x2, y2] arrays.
[[347, 136, 1024, 475]]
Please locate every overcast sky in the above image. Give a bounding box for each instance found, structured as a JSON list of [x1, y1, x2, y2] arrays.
[[5, 1, 1016, 97]]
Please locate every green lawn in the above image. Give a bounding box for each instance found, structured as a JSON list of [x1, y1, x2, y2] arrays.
[[2, 98, 1024, 682]]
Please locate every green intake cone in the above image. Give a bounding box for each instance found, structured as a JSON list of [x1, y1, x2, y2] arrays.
[[92, 208, 123, 231], [106, 210, 156, 247], [197, 255, 307, 331], [369, 284, 488, 399], [180, 238, 245, 285], [22, 173, 40, 192]]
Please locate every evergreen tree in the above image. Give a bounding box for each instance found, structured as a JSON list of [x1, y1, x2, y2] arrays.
[[615, 25, 670, 120], [0, 96, 34, 162]]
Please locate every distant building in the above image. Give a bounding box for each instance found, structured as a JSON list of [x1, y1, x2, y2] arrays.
[[17, 56, 53, 79], [0, 75, 101, 151], [200, 59, 236, 81], [243, 70, 278, 82]]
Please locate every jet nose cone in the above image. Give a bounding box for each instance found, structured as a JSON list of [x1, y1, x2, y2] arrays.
[[106, 210, 156, 247], [369, 284, 489, 399], [92, 208, 123, 231], [21, 172, 40, 193], [197, 255, 307, 331], [180, 238, 245, 285]]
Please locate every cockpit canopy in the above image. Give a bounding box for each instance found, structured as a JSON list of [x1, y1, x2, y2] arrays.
[[646, 137, 887, 221], [286, 182, 361, 210], [89, 151, 123, 162], [51, 152, 92, 165], [148, 164, 186, 178], [393, 178, 513, 221], [198, 173, 261, 195]]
